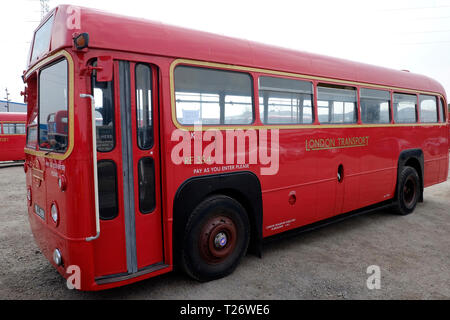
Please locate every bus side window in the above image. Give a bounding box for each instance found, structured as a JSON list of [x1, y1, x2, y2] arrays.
[[174, 66, 254, 125], [3, 123, 11, 134], [360, 88, 391, 124], [16, 124, 26, 134], [419, 95, 438, 123], [258, 76, 314, 124], [92, 61, 115, 152], [2, 123, 25, 134], [393, 93, 417, 123], [317, 84, 357, 124], [27, 112, 38, 148], [439, 98, 446, 123]]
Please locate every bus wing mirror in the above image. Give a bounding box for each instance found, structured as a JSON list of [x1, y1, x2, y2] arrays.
[[96, 56, 113, 82]]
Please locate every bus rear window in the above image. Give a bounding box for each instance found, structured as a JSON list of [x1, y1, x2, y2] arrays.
[[39, 59, 68, 152], [31, 15, 54, 62]]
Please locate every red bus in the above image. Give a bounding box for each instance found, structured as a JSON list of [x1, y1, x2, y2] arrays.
[[45, 110, 68, 151], [23, 5, 449, 291], [0, 112, 26, 162]]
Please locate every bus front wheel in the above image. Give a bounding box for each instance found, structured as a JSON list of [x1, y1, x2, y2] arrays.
[[181, 195, 250, 282], [393, 166, 421, 215]]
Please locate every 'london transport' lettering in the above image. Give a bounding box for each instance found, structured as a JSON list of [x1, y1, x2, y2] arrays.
[[305, 136, 369, 151]]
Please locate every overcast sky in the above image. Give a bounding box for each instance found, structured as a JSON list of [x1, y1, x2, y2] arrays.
[[1, 0, 450, 102]]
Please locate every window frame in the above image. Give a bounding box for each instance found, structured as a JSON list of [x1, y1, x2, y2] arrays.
[[2, 123, 26, 135], [97, 160, 119, 221], [170, 59, 448, 129], [26, 124, 38, 148], [316, 82, 359, 125], [23, 51, 74, 160], [392, 92, 418, 124], [37, 57, 69, 153], [3, 123, 12, 134], [135, 63, 154, 150], [439, 97, 447, 123], [359, 87, 392, 124], [30, 14, 55, 64], [91, 59, 116, 153], [419, 94, 439, 124], [173, 64, 255, 126], [258, 75, 315, 125], [137, 157, 156, 214]]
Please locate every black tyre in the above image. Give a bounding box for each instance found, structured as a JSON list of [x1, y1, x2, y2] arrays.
[[181, 195, 250, 282], [393, 166, 421, 215]]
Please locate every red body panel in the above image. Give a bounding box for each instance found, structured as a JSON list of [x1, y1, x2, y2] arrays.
[[0, 112, 26, 161], [23, 5, 449, 291]]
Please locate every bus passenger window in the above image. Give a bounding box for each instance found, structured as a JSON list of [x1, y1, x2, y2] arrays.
[[3, 124, 14, 134], [16, 124, 26, 134], [27, 125, 38, 148], [135, 64, 153, 149], [360, 88, 390, 124], [174, 66, 254, 125], [27, 113, 38, 148], [419, 95, 438, 123], [317, 84, 357, 124], [4, 123, 27, 135], [259, 76, 313, 124], [393, 93, 417, 123], [92, 61, 115, 152], [439, 98, 446, 122]]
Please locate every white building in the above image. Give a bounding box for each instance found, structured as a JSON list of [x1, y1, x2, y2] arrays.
[[0, 100, 26, 113]]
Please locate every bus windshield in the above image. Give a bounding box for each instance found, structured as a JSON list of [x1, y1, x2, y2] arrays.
[[38, 59, 68, 152], [31, 15, 54, 63]]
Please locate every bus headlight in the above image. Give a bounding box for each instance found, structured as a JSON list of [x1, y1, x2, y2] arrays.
[[58, 175, 67, 191], [51, 203, 59, 225], [53, 249, 62, 266]]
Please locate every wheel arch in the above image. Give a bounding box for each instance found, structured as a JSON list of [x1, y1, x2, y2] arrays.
[[172, 171, 263, 267], [397, 149, 424, 202]]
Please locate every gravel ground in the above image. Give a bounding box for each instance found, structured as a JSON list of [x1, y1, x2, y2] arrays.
[[0, 163, 449, 300]]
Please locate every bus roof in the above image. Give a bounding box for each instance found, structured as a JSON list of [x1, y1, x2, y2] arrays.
[[32, 5, 446, 97], [0, 112, 27, 121]]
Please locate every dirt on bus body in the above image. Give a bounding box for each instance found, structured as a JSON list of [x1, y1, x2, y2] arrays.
[[0, 164, 449, 299]]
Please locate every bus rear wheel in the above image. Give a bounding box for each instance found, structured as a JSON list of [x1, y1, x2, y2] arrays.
[[393, 166, 421, 215], [181, 195, 250, 282]]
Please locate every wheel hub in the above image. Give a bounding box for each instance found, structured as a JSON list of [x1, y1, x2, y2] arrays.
[[199, 215, 237, 264], [214, 232, 228, 248]]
